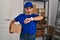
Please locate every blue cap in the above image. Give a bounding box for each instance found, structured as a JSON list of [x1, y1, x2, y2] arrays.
[[24, 2, 33, 8]]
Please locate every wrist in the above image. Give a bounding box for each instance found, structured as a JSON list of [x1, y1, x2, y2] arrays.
[[30, 17, 34, 21]]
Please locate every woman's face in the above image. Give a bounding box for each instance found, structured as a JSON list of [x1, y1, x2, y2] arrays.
[[24, 6, 33, 14]]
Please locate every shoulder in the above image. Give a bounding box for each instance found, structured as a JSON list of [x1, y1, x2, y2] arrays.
[[15, 13, 24, 18]]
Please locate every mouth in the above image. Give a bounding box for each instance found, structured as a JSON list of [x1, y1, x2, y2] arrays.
[[28, 12, 31, 13]]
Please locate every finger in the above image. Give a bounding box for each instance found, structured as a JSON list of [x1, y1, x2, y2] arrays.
[[24, 18, 31, 24], [24, 19, 28, 23], [25, 21, 30, 24]]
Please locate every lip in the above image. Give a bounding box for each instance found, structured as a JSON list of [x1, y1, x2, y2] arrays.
[[28, 12, 30, 13]]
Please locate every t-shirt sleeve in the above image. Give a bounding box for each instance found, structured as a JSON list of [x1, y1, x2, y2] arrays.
[[15, 14, 20, 22], [33, 14, 40, 17]]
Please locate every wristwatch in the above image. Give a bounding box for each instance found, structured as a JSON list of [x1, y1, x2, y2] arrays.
[[30, 17, 33, 21]]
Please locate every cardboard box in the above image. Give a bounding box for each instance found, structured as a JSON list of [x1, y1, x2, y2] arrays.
[[36, 28, 45, 37], [33, 4, 39, 14], [39, 8, 45, 17], [10, 24, 22, 33]]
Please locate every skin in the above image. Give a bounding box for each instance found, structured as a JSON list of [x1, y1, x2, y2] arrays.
[[9, 6, 43, 33]]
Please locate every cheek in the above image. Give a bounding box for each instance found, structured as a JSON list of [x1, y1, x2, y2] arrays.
[[30, 9, 33, 12], [31, 8, 33, 10], [29, 9, 33, 12], [25, 9, 28, 12]]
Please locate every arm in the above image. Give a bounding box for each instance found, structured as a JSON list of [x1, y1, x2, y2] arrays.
[[9, 19, 16, 33], [33, 16, 43, 21], [24, 16, 43, 24], [9, 14, 20, 33]]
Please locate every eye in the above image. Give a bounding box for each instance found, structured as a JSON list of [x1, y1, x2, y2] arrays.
[[26, 8, 29, 9], [30, 7, 32, 9], [25, 7, 33, 9]]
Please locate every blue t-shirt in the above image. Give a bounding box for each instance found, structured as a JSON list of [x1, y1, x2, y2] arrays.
[[15, 13, 39, 34]]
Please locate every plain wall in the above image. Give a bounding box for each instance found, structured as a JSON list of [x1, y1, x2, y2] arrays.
[[48, 0, 58, 26]]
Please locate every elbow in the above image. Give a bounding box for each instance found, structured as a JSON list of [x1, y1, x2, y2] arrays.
[[10, 19, 15, 24], [41, 16, 44, 20], [39, 16, 43, 20]]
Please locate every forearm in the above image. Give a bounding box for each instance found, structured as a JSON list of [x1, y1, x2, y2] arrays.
[[24, 16, 43, 24], [9, 19, 15, 29], [33, 16, 43, 21]]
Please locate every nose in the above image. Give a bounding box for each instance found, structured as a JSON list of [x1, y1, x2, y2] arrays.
[[27, 8, 31, 12], [28, 9, 30, 11]]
